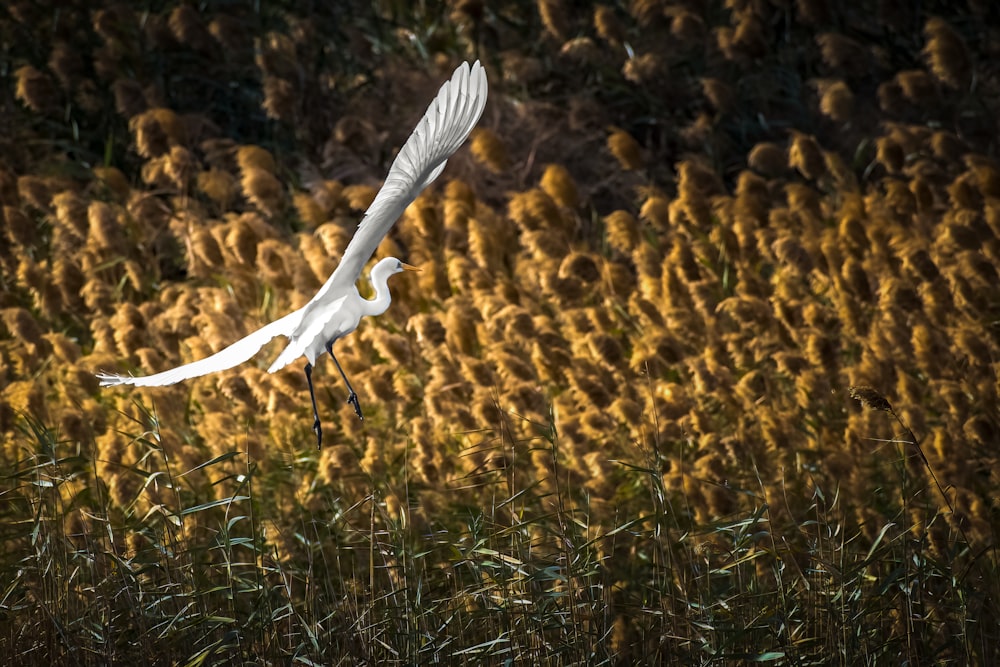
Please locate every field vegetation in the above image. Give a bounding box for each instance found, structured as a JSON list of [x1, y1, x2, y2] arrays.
[[1, 0, 998, 664]]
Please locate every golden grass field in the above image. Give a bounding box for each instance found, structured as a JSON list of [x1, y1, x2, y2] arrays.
[[1, 1, 998, 664]]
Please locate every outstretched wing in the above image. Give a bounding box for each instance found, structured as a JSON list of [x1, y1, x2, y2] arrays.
[[306, 60, 489, 311], [97, 309, 303, 387]]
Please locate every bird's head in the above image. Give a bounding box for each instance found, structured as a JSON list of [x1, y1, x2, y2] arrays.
[[373, 256, 421, 280]]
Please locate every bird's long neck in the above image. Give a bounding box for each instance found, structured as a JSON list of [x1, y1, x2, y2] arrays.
[[360, 265, 395, 318]]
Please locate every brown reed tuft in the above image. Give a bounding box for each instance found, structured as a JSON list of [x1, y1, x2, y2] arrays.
[[559, 37, 602, 67], [908, 176, 935, 214], [92, 166, 131, 201], [838, 212, 869, 255], [262, 76, 297, 122], [52, 190, 91, 245], [14, 65, 59, 113], [224, 216, 260, 266], [903, 247, 940, 283], [459, 356, 497, 389], [788, 132, 826, 180], [747, 142, 786, 176], [255, 32, 300, 81], [538, 0, 570, 40], [678, 159, 723, 198], [168, 4, 216, 54], [292, 191, 325, 228], [164, 145, 198, 190], [848, 386, 892, 413], [342, 184, 377, 213], [895, 70, 937, 106], [186, 226, 224, 271], [469, 128, 509, 174], [207, 14, 252, 54], [795, 0, 832, 25], [594, 4, 626, 45], [927, 131, 965, 163], [628, 0, 665, 28], [257, 239, 293, 288], [197, 168, 238, 209], [947, 173, 981, 211], [911, 322, 949, 373], [3, 206, 37, 248], [18, 175, 56, 212], [671, 10, 705, 45], [785, 183, 822, 222], [816, 32, 867, 77], [568, 368, 612, 409], [883, 179, 915, 215], [540, 164, 578, 209], [815, 79, 854, 122], [875, 136, 905, 174], [236, 145, 276, 174], [623, 53, 666, 85], [604, 210, 639, 254], [953, 327, 992, 365], [2, 308, 47, 358], [241, 167, 284, 216], [923, 17, 971, 89], [509, 188, 565, 234], [559, 252, 601, 285], [607, 127, 643, 170], [407, 312, 447, 347], [700, 78, 734, 114], [730, 14, 768, 59], [130, 108, 184, 158], [876, 80, 905, 116], [445, 298, 480, 355], [87, 200, 124, 253], [48, 42, 83, 91], [958, 249, 1000, 286], [772, 236, 814, 275], [963, 155, 1000, 199], [638, 193, 669, 232], [587, 332, 625, 368]]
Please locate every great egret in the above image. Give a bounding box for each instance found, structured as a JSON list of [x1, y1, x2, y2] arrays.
[[98, 60, 489, 448]]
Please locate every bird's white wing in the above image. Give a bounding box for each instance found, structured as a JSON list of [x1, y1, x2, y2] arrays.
[[97, 309, 303, 387], [266, 294, 348, 373], [306, 60, 488, 310]]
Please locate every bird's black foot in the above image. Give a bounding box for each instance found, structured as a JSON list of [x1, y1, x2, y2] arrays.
[[313, 417, 323, 450], [347, 391, 364, 420]]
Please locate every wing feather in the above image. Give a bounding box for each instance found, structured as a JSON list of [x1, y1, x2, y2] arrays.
[[97, 309, 303, 387], [306, 61, 488, 311]]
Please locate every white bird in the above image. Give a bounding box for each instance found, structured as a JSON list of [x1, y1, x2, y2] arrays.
[[98, 60, 489, 448]]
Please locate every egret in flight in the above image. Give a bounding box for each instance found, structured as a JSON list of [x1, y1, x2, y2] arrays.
[[98, 60, 489, 448]]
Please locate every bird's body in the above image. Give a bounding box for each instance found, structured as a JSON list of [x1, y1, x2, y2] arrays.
[[268, 257, 399, 369], [98, 61, 488, 447]]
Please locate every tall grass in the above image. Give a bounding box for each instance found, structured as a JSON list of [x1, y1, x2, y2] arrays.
[[2, 400, 995, 665]]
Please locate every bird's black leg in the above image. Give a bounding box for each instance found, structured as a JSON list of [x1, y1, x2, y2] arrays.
[[326, 340, 363, 420], [304, 362, 323, 449]]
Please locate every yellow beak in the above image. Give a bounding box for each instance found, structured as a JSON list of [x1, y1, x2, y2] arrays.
[[401, 263, 421, 272]]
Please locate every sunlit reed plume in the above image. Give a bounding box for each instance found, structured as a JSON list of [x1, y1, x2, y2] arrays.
[[607, 127, 643, 171], [922, 17, 971, 90], [747, 142, 786, 176], [469, 128, 509, 174], [131, 108, 185, 158], [815, 32, 866, 76], [788, 132, 826, 181]]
